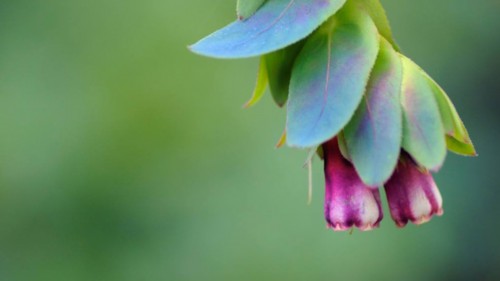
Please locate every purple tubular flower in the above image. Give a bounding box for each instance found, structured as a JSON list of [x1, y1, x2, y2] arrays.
[[323, 138, 383, 231], [384, 152, 444, 227]]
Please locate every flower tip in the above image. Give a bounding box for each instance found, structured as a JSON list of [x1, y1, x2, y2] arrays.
[[413, 209, 442, 225], [392, 208, 444, 228], [395, 221, 408, 228], [326, 222, 380, 232], [413, 215, 432, 226], [358, 223, 380, 232], [328, 223, 349, 232]]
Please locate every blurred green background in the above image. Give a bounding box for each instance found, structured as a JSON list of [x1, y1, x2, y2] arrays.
[[0, 0, 499, 280]]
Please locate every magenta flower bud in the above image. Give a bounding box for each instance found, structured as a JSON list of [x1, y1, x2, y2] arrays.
[[323, 138, 383, 231], [384, 152, 444, 227]]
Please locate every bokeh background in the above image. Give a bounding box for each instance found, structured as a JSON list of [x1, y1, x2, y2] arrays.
[[0, 0, 499, 280]]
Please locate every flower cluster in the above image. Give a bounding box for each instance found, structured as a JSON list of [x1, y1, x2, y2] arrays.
[[191, 0, 475, 230], [324, 138, 444, 230]]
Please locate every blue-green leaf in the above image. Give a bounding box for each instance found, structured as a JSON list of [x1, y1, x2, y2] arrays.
[[190, 0, 347, 59], [237, 0, 267, 20], [264, 40, 305, 107], [344, 38, 403, 187], [286, 4, 380, 148], [400, 56, 446, 170]]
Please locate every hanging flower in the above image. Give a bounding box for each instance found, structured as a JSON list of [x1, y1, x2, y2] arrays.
[[385, 152, 444, 227], [190, 0, 475, 230], [324, 138, 383, 231]]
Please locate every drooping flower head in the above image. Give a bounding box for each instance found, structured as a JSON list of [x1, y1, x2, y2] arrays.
[[190, 0, 475, 231]]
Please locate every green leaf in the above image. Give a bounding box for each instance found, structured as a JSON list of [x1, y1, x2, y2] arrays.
[[264, 40, 305, 107], [237, 0, 267, 20], [352, 0, 399, 51], [401, 58, 476, 157], [337, 132, 350, 161], [344, 38, 403, 187], [316, 145, 324, 160], [424, 73, 476, 154], [275, 129, 287, 148], [400, 56, 446, 171], [446, 135, 477, 156], [243, 57, 268, 108], [286, 3, 380, 148]]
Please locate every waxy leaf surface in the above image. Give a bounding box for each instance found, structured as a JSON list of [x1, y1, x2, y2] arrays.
[[344, 38, 403, 187], [264, 40, 305, 107], [190, 0, 346, 58], [286, 5, 379, 148], [237, 0, 267, 20], [400, 56, 446, 171]]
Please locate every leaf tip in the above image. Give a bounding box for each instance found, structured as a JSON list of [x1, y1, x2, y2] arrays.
[[242, 99, 255, 109], [275, 130, 287, 148]]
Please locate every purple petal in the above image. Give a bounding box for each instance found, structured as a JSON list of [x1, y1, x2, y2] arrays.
[[323, 138, 383, 231], [384, 152, 443, 227]]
